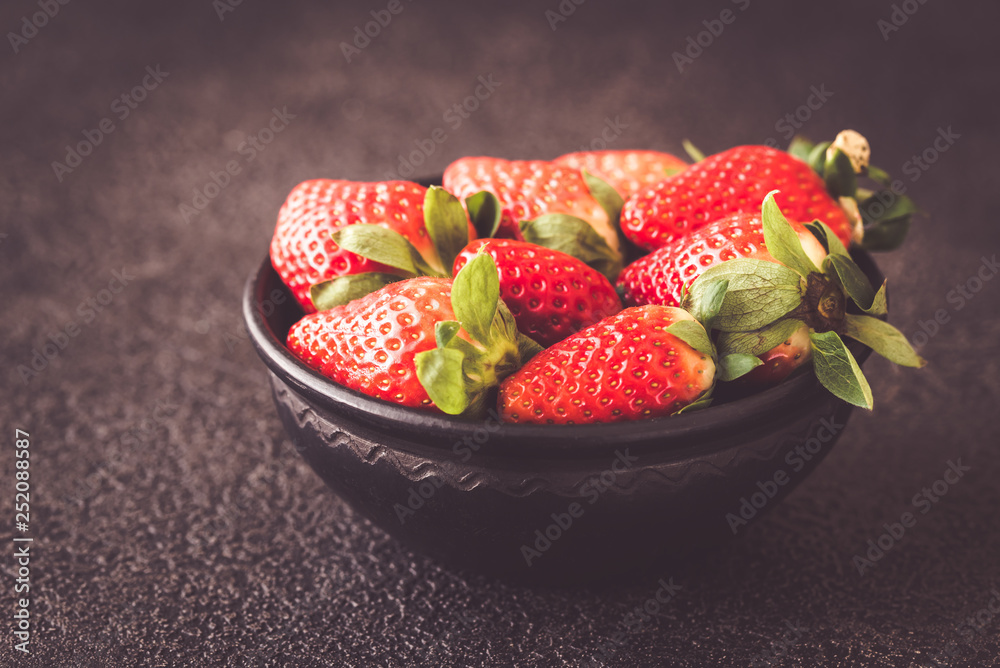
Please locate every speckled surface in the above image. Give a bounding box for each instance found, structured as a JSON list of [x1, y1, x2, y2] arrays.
[[2, 0, 999, 665]]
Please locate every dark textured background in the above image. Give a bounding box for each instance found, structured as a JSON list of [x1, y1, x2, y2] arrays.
[[2, 0, 999, 665]]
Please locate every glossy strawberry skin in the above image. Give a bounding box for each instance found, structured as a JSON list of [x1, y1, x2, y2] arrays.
[[498, 306, 715, 424], [286, 277, 456, 411], [553, 149, 687, 198], [271, 180, 470, 313], [616, 212, 826, 308], [453, 239, 621, 347], [442, 157, 619, 252], [620, 145, 853, 251], [617, 212, 825, 387]]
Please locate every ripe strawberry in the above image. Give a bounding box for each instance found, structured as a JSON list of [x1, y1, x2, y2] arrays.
[[442, 157, 620, 254], [676, 191, 925, 408], [453, 238, 622, 347], [270, 179, 474, 313], [617, 211, 827, 386], [498, 306, 716, 424], [553, 149, 687, 198], [287, 255, 528, 417], [617, 212, 827, 309], [620, 145, 855, 251]]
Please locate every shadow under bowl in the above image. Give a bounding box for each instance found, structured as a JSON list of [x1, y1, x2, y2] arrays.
[[243, 243, 882, 585]]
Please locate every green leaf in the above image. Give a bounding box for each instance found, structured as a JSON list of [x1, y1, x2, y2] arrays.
[[309, 272, 402, 311], [685, 259, 804, 332], [717, 318, 804, 357], [761, 190, 820, 277], [824, 148, 857, 199], [682, 139, 706, 162], [519, 214, 623, 281], [687, 278, 728, 327], [465, 190, 503, 239], [517, 332, 544, 363], [787, 136, 815, 162], [435, 320, 461, 349], [718, 353, 763, 382], [865, 164, 892, 186], [415, 347, 469, 415], [676, 393, 713, 414], [806, 141, 832, 175], [859, 193, 919, 252], [424, 186, 469, 275], [665, 319, 714, 357], [451, 252, 500, 345], [861, 217, 911, 252], [809, 330, 873, 409], [823, 254, 875, 310], [332, 225, 424, 277], [583, 171, 625, 229], [861, 281, 888, 317], [843, 314, 926, 368]]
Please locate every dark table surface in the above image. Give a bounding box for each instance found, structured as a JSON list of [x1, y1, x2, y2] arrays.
[[2, 0, 999, 665]]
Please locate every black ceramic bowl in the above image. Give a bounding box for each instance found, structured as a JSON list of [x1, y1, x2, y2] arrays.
[[244, 237, 882, 584]]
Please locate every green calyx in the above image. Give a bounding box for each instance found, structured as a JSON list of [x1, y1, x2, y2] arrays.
[[311, 185, 475, 311], [414, 253, 524, 418], [685, 191, 925, 410], [787, 131, 921, 252], [519, 214, 623, 281]]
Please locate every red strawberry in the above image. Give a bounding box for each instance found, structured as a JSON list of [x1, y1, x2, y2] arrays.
[[620, 145, 855, 251], [453, 238, 621, 347], [553, 149, 687, 198], [617, 212, 827, 309], [287, 255, 527, 417], [271, 179, 474, 313], [617, 211, 827, 386], [442, 157, 619, 253], [498, 306, 715, 424]]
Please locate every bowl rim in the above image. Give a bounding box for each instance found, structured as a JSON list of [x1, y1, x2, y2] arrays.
[[244, 247, 881, 461]]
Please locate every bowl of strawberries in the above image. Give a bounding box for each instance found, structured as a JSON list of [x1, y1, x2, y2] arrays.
[[244, 131, 924, 583]]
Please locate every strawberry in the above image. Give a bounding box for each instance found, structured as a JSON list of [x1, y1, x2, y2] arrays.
[[270, 179, 475, 313], [553, 149, 687, 198], [617, 211, 827, 386], [287, 255, 531, 417], [498, 306, 716, 424], [678, 191, 925, 408], [617, 212, 827, 309], [453, 238, 622, 347], [620, 145, 855, 251], [442, 157, 622, 264]]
